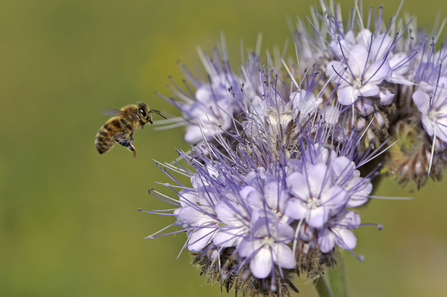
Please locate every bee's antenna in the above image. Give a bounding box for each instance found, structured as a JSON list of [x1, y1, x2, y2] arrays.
[[150, 109, 167, 120]]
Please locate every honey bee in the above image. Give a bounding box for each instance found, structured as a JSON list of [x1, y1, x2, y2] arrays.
[[95, 102, 166, 157]]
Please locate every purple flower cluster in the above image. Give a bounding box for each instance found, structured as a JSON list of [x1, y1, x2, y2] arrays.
[[145, 1, 447, 295], [146, 120, 379, 295], [177, 146, 370, 277]]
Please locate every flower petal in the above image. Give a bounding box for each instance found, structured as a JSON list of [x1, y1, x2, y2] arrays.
[[188, 227, 217, 252], [347, 44, 369, 77], [285, 198, 308, 220], [273, 244, 296, 269], [318, 228, 336, 253], [327, 61, 347, 81], [413, 90, 430, 114], [421, 114, 435, 136], [213, 228, 243, 247], [337, 84, 359, 105], [335, 229, 357, 250], [358, 83, 380, 98], [307, 163, 329, 196], [178, 206, 207, 225], [238, 238, 261, 258], [365, 60, 391, 84], [371, 34, 393, 61], [307, 206, 327, 228], [286, 172, 309, 200], [215, 201, 244, 226], [250, 247, 273, 278]]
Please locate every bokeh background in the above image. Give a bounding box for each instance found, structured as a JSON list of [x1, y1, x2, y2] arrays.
[[1, 0, 447, 296]]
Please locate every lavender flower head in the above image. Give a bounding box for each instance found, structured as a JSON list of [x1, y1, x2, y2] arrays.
[[145, 123, 375, 295], [142, 1, 447, 296]]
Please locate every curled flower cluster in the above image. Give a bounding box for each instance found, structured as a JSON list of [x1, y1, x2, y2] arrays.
[[144, 2, 447, 296]]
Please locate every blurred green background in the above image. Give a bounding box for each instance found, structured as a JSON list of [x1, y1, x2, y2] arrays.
[[1, 0, 447, 296]]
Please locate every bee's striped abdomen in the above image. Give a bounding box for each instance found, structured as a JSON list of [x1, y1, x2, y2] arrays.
[[95, 121, 120, 154]]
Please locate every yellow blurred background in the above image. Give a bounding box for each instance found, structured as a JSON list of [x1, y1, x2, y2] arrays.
[[1, 0, 446, 296]]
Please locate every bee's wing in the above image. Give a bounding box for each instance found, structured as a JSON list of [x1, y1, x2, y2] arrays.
[[103, 109, 123, 116]]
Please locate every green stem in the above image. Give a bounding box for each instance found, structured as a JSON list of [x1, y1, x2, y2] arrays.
[[314, 275, 334, 297], [328, 249, 348, 297]]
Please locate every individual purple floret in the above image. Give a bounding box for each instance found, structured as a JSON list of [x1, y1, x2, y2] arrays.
[[327, 43, 391, 108], [286, 163, 348, 229], [175, 187, 221, 252], [237, 218, 296, 279], [317, 210, 360, 253], [413, 77, 447, 142], [212, 199, 250, 248], [329, 154, 372, 208]]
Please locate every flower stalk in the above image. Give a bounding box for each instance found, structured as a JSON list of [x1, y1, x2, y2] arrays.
[[315, 275, 335, 297], [327, 249, 348, 297]]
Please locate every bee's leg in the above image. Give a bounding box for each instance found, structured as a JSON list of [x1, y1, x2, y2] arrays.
[[115, 138, 137, 158]]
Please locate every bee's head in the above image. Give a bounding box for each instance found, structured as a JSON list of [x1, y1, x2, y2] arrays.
[[137, 102, 153, 125]]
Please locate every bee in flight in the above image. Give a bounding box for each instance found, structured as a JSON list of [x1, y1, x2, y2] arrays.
[[95, 102, 166, 158]]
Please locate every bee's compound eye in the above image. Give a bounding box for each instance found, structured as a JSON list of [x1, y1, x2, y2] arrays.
[[139, 108, 147, 117]]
